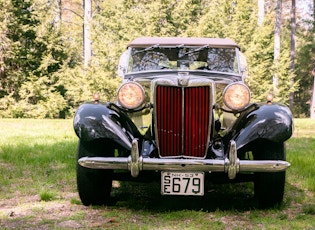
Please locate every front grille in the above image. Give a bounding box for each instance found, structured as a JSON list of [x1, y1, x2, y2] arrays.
[[155, 85, 211, 158]]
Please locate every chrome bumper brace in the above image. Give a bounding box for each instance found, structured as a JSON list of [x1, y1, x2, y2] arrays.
[[78, 139, 290, 180]]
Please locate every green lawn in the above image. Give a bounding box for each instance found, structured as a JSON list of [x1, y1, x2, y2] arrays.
[[0, 118, 314, 229]]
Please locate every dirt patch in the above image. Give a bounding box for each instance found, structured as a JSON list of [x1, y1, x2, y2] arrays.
[[0, 193, 89, 229], [0, 191, 126, 229], [0, 185, 314, 229]]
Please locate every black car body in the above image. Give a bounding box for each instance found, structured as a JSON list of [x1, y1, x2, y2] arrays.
[[74, 37, 293, 207]]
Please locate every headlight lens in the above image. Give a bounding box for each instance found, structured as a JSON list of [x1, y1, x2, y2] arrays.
[[117, 82, 145, 109], [223, 83, 250, 111]]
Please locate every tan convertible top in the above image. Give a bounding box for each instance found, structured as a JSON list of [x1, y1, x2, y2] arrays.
[[128, 37, 240, 49]]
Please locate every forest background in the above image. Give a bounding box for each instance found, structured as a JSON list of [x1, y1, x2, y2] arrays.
[[0, 0, 314, 119]]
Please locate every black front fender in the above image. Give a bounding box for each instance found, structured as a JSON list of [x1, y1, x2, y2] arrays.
[[73, 102, 140, 150], [231, 103, 293, 149]]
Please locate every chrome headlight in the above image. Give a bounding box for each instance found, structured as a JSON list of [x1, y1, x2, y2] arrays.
[[223, 83, 250, 111], [117, 82, 145, 109]]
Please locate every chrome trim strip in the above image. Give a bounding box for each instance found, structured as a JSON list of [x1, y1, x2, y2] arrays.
[[78, 138, 290, 178], [181, 85, 185, 155], [78, 156, 290, 177]]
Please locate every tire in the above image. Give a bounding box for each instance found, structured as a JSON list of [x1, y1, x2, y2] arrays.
[[76, 139, 114, 206], [253, 141, 286, 208]]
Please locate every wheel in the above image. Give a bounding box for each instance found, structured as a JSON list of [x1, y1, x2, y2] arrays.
[[253, 141, 286, 208], [76, 139, 114, 206]]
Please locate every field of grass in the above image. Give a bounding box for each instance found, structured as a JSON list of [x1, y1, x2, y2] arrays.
[[0, 118, 314, 229]]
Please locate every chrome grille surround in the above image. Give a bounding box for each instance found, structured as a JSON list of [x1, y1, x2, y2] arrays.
[[152, 75, 214, 159]]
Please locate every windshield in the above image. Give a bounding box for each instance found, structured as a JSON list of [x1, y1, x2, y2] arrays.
[[128, 46, 239, 74]]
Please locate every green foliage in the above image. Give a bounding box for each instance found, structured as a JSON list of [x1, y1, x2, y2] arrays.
[[0, 0, 313, 117], [0, 0, 80, 118], [245, 16, 298, 104], [293, 24, 315, 117]]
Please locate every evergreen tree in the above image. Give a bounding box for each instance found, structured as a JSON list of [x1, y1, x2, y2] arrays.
[[294, 23, 315, 117], [245, 17, 276, 102], [0, 0, 313, 117], [0, 0, 80, 118]]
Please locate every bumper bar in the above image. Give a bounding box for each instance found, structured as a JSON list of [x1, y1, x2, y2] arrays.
[[78, 139, 290, 179]]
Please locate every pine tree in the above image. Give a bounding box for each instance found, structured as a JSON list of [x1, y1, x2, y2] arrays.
[[0, 0, 80, 118]]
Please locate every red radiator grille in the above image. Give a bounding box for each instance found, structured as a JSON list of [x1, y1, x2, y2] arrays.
[[155, 85, 210, 158]]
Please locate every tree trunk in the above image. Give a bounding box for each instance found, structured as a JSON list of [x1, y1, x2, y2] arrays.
[[258, 0, 265, 26], [311, 0, 315, 118], [273, 0, 282, 96], [83, 0, 92, 67], [289, 0, 296, 111], [311, 71, 315, 119]]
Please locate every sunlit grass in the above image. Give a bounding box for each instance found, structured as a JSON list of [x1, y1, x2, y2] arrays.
[[0, 118, 314, 229], [40, 190, 57, 202], [0, 119, 77, 198], [287, 119, 315, 194], [292, 118, 315, 138]]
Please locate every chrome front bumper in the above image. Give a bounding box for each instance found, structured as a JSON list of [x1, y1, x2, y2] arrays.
[[78, 139, 290, 180]]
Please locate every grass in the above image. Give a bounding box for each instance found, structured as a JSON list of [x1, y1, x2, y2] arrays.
[[0, 119, 77, 198], [0, 118, 314, 229], [287, 119, 315, 193], [40, 190, 57, 202]]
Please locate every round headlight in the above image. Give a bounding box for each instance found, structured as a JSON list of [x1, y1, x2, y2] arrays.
[[117, 82, 145, 109], [223, 83, 250, 111]]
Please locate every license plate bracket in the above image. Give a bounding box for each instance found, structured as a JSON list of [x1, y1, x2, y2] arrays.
[[161, 172, 204, 196]]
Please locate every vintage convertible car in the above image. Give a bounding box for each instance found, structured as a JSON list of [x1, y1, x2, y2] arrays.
[[73, 37, 293, 208]]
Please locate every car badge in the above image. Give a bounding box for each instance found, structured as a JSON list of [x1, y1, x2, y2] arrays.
[[177, 72, 190, 86]]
